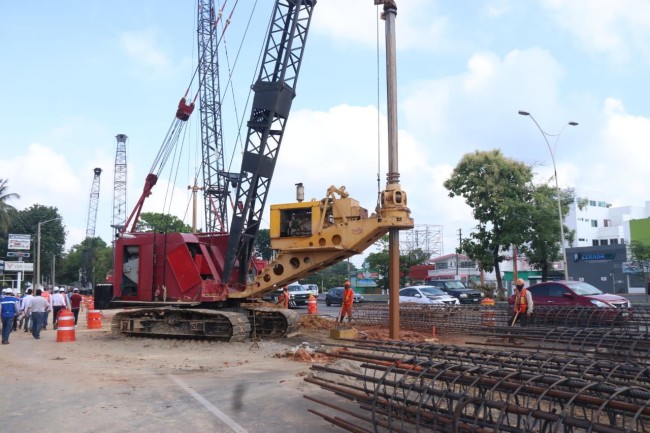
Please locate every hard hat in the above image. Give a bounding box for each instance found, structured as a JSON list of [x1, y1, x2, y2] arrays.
[[53, 287, 59, 292], [2, 288, 12, 294], [516, 278, 525, 286], [73, 288, 79, 292]]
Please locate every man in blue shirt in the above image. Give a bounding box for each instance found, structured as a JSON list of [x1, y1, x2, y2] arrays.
[[1, 288, 20, 344]]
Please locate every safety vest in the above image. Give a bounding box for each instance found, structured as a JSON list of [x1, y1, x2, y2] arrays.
[[514, 288, 528, 314], [342, 288, 354, 307]]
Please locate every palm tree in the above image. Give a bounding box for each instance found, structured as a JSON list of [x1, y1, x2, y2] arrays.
[[0, 179, 20, 233]]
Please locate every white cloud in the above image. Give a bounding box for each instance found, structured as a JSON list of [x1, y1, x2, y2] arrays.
[[540, 0, 650, 63], [311, 0, 451, 51], [120, 30, 172, 76]]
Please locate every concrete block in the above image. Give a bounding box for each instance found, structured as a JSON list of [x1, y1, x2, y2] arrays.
[[329, 328, 358, 339]]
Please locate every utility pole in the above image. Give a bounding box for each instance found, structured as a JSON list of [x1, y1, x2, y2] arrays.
[[456, 228, 461, 278]]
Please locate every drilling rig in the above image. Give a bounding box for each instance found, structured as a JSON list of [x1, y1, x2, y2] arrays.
[[98, 0, 413, 341]]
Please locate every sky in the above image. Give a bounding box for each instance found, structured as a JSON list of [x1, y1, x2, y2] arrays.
[[1, 0, 649, 267]]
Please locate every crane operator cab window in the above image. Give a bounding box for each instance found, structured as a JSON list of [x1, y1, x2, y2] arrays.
[[281, 209, 312, 237]]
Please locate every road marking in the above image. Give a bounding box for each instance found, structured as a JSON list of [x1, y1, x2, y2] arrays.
[[168, 374, 249, 433]]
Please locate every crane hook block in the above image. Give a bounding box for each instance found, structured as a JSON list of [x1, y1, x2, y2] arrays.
[[176, 97, 195, 121]]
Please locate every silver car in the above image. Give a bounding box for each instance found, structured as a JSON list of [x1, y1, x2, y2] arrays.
[[399, 286, 460, 305]]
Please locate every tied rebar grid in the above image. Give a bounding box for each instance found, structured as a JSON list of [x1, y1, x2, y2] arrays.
[[472, 326, 650, 365], [305, 342, 650, 433], [351, 304, 646, 334], [334, 339, 650, 389]]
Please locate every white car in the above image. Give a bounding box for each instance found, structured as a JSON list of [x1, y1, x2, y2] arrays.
[[302, 283, 319, 296], [399, 286, 460, 305]]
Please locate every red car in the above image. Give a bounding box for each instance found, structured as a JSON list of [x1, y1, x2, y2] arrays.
[[510, 281, 630, 309]]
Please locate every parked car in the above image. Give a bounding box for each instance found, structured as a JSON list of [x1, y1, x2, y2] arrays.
[[428, 280, 485, 304], [325, 287, 364, 306], [398, 286, 460, 305], [261, 283, 312, 307], [510, 281, 631, 309]]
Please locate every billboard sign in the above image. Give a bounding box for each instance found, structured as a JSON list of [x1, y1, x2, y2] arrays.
[[8, 234, 31, 250], [4, 262, 34, 272], [7, 251, 31, 258]]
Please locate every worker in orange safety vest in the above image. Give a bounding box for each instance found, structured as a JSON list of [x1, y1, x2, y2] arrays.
[[339, 281, 355, 323], [509, 278, 533, 326], [277, 285, 290, 309]]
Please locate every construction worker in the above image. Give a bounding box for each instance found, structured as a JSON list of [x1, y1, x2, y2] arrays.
[[277, 285, 290, 309], [509, 278, 533, 326], [339, 282, 354, 323]]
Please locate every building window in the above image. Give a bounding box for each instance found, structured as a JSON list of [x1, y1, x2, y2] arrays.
[[610, 239, 618, 245], [578, 238, 586, 242], [591, 220, 598, 227], [436, 262, 448, 270], [604, 219, 611, 227], [598, 201, 607, 207], [621, 238, 626, 244], [592, 240, 599, 246], [599, 239, 608, 245], [589, 200, 596, 206]]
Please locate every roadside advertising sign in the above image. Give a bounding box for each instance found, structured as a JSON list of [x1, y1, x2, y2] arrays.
[[8, 234, 32, 250], [4, 262, 34, 272]]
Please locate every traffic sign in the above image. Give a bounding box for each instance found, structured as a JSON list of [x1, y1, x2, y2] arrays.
[[7, 251, 30, 258]]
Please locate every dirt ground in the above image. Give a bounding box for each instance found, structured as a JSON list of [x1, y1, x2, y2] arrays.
[[0, 309, 466, 433]]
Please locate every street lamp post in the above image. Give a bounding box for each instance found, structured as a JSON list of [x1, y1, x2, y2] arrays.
[[518, 111, 578, 280], [35, 217, 60, 292]]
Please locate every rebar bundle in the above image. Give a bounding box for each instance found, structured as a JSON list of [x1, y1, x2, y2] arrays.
[[341, 339, 650, 388], [351, 304, 644, 334], [472, 326, 650, 364], [305, 341, 650, 433]]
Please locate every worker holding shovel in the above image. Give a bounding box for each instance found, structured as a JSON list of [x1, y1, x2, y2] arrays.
[[509, 278, 533, 327]]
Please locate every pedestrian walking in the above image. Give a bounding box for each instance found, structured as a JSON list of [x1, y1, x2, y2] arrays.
[[1, 288, 20, 344], [21, 288, 34, 333], [26, 289, 50, 339], [339, 281, 355, 323], [69, 288, 83, 325], [509, 278, 533, 327], [41, 287, 51, 330], [50, 287, 67, 329]]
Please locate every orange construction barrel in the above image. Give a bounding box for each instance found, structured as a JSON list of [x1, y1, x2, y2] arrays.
[[87, 310, 102, 329], [307, 294, 317, 315], [56, 310, 76, 342], [481, 297, 496, 327]]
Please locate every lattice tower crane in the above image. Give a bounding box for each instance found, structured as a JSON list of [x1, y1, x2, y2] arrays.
[[112, 134, 128, 236], [197, 0, 232, 233], [81, 167, 102, 289]]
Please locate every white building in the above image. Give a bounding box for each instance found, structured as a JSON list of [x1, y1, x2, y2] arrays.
[[565, 193, 650, 247]]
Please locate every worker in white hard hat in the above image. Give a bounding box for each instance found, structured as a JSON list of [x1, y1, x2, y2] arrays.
[[50, 287, 67, 330]]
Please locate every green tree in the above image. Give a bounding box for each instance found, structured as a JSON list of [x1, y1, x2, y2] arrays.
[[444, 149, 533, 299], [1, 205, 66, 287], [59, 238, 112, 288], [254, 228, 272, 260], [0, 178, 20, 234], [135, 212, 192, 233], [363, 236, 430, 291], [520, 184, 573, 281]]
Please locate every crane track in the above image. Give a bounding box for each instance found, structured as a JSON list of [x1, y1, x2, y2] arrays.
[[111, 307, 300, 342]]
